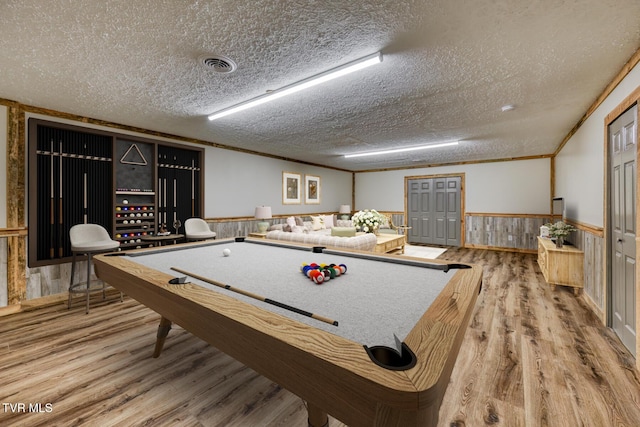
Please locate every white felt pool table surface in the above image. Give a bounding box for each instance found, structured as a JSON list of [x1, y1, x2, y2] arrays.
[[126, 238, 453, 349]]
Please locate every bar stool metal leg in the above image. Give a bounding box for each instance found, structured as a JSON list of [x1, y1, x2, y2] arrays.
[[68, 252, 77, 310], [68, 250, 120, 314], [85, 253, 92, 314]]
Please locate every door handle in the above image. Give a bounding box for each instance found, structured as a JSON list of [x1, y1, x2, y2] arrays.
[[617, 238, 623, 243]]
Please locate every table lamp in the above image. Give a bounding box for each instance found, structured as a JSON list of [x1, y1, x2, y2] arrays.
[[255, 206, 272, 233], [339, 204, 351, 219]]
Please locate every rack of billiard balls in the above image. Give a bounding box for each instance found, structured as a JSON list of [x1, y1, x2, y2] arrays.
[[301, 263, 347, 284]]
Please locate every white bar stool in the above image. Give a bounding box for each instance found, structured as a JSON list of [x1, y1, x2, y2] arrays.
[[184, 218, 217, 241], [68, 224, 121, 314]]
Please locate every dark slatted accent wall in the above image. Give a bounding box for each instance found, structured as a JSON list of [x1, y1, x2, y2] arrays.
[[29, 119, 202, 267], [31, 124, 113, 265], [157, 145, 202, 233]]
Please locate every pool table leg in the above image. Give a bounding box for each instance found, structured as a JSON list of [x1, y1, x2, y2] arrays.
[[153, 316, 172, 358], [307, 402, 328, 427]]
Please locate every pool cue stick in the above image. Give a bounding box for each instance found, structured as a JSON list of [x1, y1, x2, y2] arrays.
[[157, 177, 161, 230], [170, 267, 339, 327], [191, 159, 195, 216], [58, 141, 64, 257], [83, 172, 88, 224], [50, 139, 55, 259], [163, 177, 167, 226]]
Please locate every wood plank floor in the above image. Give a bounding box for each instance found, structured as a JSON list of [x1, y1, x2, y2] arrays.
[[0, 249, 639, 426]]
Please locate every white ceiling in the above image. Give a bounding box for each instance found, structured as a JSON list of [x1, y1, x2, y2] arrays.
[[1, 1, 639, 171]]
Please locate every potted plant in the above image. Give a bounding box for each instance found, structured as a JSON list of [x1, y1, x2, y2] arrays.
[[545, 221, 577, 248]]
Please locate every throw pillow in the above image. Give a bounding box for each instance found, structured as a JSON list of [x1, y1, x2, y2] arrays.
[[286, 216, 297, 229], [331, 227, 356, 237], [323, 215, 334, 228], [311, 216, 324, 230]]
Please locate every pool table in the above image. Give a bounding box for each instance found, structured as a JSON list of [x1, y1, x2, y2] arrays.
[[94, 238, 482, 427]]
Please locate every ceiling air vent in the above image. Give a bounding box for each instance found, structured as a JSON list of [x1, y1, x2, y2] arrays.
[[199, 55, 237, 74]]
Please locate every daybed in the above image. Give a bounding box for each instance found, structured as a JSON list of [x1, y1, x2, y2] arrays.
[[265, 229, 377, 251], [265, 215, 378, 252]]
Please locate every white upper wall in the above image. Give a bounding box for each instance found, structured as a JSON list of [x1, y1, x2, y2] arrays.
[[0, 105, 6, 228], [355, 158, 551, 214], [204, 147, 352, 217], [555, 62, 640, 227]]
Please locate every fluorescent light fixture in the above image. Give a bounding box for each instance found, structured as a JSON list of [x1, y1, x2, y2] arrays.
[[343, 141, 459, 158], [208, 52, 382, 120]]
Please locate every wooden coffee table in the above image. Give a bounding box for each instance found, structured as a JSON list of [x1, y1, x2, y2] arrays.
[[373, 233, 406, 254], [248, 232, 268, 239]]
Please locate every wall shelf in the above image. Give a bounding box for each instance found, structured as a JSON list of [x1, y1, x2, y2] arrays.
[[115, 191, 156, 196]]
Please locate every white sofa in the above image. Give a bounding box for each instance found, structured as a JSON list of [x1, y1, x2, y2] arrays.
[[264, 217, 377, 251], [265, 229, 377, 251]]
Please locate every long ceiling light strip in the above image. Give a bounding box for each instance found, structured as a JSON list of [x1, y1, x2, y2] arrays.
[[343, 141, 459, 158], [208, 52, 383, 121]]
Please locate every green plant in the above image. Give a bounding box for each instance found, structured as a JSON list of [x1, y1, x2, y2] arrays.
[[545, 221, 576, 238]]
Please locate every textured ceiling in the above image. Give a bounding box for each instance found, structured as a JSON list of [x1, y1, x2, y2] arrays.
[[1, 0, 639, 171]]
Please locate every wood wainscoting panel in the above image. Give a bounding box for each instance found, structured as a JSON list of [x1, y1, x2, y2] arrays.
[[570, 229, 605, 320], [6, 235, 26, 305], [0, 231, 28, 307], [465, 214, 552, 252]]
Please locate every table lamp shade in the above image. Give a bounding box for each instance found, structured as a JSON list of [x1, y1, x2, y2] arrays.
[[255, 206, 272, 233], [339, 204, 351, 219], [255, 206, 272, 219]]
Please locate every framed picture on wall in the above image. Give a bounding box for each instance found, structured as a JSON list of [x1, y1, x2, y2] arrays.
[[282, 172, 301, 204], [305, 174, 320, 204]]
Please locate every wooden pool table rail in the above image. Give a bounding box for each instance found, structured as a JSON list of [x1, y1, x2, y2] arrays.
[[94, 240, 482, 427]]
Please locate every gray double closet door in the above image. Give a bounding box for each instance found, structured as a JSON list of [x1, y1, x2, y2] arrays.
[[407, 176, 461, 246]]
